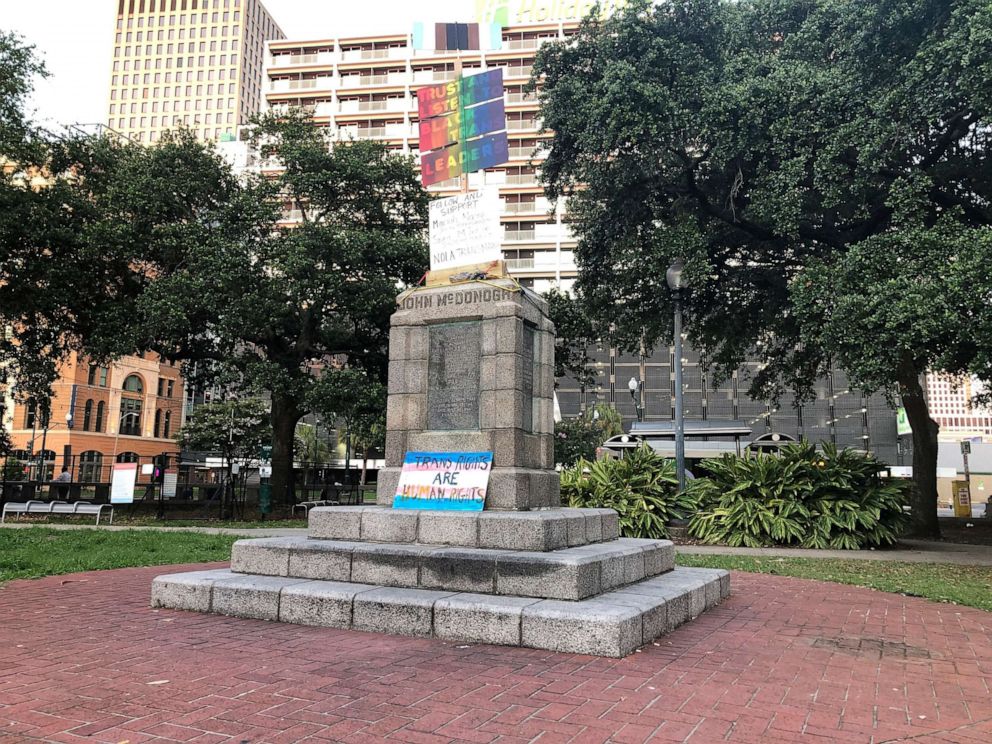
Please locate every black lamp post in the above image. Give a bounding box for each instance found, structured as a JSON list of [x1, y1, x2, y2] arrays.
[[627, 377, 644, 423], [37, 411, 73, 482], [667, 260, 687, 493]]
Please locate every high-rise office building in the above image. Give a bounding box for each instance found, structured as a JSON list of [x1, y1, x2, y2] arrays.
[[256, 20, 902, 462], [263, 21, 574, 292], [107, 0, 285, 144], [926, 374, 992, 441]]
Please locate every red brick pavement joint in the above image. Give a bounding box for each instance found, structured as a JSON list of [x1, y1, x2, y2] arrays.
[[0, 563, 989, 743]]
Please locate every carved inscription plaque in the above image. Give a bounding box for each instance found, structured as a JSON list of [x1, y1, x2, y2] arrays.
[[522, 324, 536, 433], [428, 321, 482, 431]]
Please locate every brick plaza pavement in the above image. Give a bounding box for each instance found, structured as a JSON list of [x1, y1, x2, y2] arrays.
[[0, 563, 989, 743]]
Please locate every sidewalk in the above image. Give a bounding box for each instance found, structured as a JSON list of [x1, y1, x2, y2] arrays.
[[0, 522, 307, 538], [677, 539, 992, 566], [2, 563, 990, 743], [3, 521, 990, 565]]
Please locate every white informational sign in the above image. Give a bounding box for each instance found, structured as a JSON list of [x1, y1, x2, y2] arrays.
[[162, 469, 178, 499], [110, 463, 138, 505], [429, 189, 502, 271], [141, 463, 155, 476]]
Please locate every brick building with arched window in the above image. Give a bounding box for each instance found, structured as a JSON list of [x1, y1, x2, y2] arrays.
[[2, 352, 184, 482]]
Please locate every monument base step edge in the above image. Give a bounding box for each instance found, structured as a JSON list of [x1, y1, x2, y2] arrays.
[[229, 535, 676, 601], [150, 566, 730, 658]]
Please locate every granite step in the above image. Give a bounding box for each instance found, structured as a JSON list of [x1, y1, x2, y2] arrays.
[[307, 506, 620, 552], [229, 536, 675, 601], [151, 566, 730, 658]]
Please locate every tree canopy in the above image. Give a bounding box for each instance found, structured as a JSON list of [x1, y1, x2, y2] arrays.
[[532, 0, 992, 535], [139, 110, 429, 501]]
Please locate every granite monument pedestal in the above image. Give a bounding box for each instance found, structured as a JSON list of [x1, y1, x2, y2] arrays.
[[152, 280, 729, 657]]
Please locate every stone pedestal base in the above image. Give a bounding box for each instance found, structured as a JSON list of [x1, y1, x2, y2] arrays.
[[152, 505, 731, 658], [152, 566, 729, 658]]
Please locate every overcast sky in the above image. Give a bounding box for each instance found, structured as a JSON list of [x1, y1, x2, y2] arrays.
[[3, 0, 472, 129]]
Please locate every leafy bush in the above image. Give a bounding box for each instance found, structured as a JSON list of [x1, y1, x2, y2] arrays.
[[561, 445, 700, 538], [688, 442, 910, 549], [2, 460, 25, 482], [554, 404, 624, 467]]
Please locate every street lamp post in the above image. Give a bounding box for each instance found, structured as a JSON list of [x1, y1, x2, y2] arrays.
[[37, 411, 73, 482], [627, 377, 644, 423], [667, 261, 687, 494]]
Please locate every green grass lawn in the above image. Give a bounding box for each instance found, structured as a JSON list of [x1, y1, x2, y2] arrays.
[[678, 553, 992, 612], [3, 516, 308, 529], [0, 527, 239, 584]]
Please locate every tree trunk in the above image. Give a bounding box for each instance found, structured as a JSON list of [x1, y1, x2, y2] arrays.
[[270, 394, 302, 505], [898, 359, 941, 539]]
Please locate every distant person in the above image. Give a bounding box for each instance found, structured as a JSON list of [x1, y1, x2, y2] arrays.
[[52, 468, 72, 500]]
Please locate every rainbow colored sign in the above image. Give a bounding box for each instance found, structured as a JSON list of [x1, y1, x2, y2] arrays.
[[419, 98, 506, 152], [417, 69, 508, 187], [421, 133, 510, 185], [393, 451, 494, 511], [417, 69, 505, 120]]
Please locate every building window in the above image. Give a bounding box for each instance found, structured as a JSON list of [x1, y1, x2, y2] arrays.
[[123, 374, 144, 394], [167, 379, 175, 398], [78, 451, 104, 483], [83, 400, 94, 432], [163, 411, 172, 439], [116, 452, 140, 464], [154, 409, 162, 438], [120, 398, 143, 437], [24, 399, 38, 429], [95, 401, 106, 433]]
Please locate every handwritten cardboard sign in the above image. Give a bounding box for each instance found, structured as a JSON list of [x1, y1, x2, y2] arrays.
[[429, 188, 503, 271], [392, 451, 493, 511]]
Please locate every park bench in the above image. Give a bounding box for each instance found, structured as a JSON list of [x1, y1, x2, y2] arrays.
[[1, 500, 115, 525], [292, 500, 337, 516]]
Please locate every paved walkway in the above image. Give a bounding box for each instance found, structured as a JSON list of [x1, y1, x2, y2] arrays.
[[4, 523, 991, 565], [677, 540, 992, 566], [0, 564, 989, 743]]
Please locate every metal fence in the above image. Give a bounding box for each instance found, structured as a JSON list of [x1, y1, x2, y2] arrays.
[[0, 451, 379, 521]]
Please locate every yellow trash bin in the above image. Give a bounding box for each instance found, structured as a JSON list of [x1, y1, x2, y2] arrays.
[[952, 480, 972, 519]]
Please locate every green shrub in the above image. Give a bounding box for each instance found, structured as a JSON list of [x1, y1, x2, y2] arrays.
[[687, 442, 910, 549], [2, 460, 25, 482], [561, 445, 700, 538], [554, 404, 624, 467]]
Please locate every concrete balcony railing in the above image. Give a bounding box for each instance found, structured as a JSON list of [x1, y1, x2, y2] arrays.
[[504, 66, 534, 79], [503, 38, 543, 51], [412, 70, 459, 84], [269, 52, 337, 68], [269, 78, 333, 93], [505, 258, 536, 270], [341, 48, 403, 62], [507, 119, 541, 131], [505, 174, 539, 186], [507, 146, 547, 161], [502, 200, 551, 215], [505, 92, 537, 105], [339, 99, 409, 114], [338, 73, 408, 88]]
